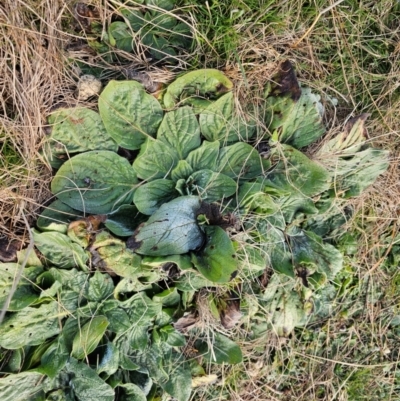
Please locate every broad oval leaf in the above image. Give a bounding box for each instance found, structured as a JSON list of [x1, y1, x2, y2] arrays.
[[191, 226, 238, 283], [71, 315, 109, 359], [266, 144, 330, 197], [33, 230, 88, 270], [163, 69, 233, 109], [265, 87, 326, 148], [199, 92, 255, 144], [0, 264, 41, 311], [46, 107, 117, 168], [51, 150, 138, 214], [105, 204, 146, 236], [87, 271, 114, 302], [99, 80, 163, 150], [66, 358, 115, 401], [157, 106, 201, 159], [132, 138, 179, 180], [185, 140, 220, 171], [0, 372, 45, 401], [216, 142, 263, 180], [133, 179, 178, 215], [37, 199, 83, 234], [195, 332, 242, 364], [0, 302, 61, 349], [171, 160, 194, 182], [127, 196, 204, 256], [190, 170, 237, 202]]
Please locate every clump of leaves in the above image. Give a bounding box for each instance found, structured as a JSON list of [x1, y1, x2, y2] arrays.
[[76, 0, 194, 64], [0, 63, 389, 400]]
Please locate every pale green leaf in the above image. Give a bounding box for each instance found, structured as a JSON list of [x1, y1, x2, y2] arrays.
[[189, 170, 237, 202], [87, 271, 114, 302], [185, 140, 219, 171], [265, 87, 325, 148], [33, 230, 88, 270], [0, 372, 45, 401], [216, 142, 263, 180], [66, 359, 115, 401], [171, 160, 194, 181], [117, 383, 147, 401], [163, 69, 233, 109], [97, 342, 120, 376], [127, 196, 204, 256], [195, 333, 242, 364], [199, 92, 255, 144], [0, 302, 61, 349], [51, 150, 138, 214], [153, 288, 180, 307], [132, 138, 179, 180], [71, 316, 109, 359], [157, 106, 201, 159], [46, 107, 117, 168], [99, 80, 163, 150]]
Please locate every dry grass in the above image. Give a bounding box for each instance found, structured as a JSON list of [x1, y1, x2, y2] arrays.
[[1, 0, 400, 400]]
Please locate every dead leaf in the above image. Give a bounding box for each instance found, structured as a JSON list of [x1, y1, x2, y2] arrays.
[[192, 374, 218, 388], [0, 237, 22, 262], [269, 60, 301, 101], [220, 297, 241, 329], [73, 3, 100, 33], [174, 312, 199, 332]]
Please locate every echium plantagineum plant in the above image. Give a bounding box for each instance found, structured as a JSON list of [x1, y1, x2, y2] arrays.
[[0, 64, 389, 401]]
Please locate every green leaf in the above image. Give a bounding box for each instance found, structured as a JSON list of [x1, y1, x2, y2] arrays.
[[142, 253, 193, 270], [266, 143, 331, 197], [0, 372, 45, 401], [97, 342, 119, 376], [171, 160, 193, 182], [102, 304, 131, 333], [189, 170, 237, 202], [36, 200, 82, 234], [0, 264, 40, 311], [40, 337, 69, 378], [71, 316, 109, 359], [191, 226, 237, 283], [66, 359, 115, 401], [105, 205, 145, 236], [163, 69, 233, 109], [216, 142, 263, 180], [159, 325, 186, 347], [185, 140, 219, 171], [153, 288, 180, 307], [33, 230, 88, 270], [132, 138, 179, 180], [46, 107, 117, 168], [175, 271, 216, 291], [127, 196, 204, 256], [195, 332, 242, 364], [108, 22, 134, 52], [90, 231, 142, 278], [265, 87, 326, 148], [87, 271, 114, 302], [99, 80, 163, 150], [51, 150, 138, 214], [121, 8, 143, 31], [290, 228, 343, 284], [0, 302, 61, 349], [116, 383, 147, 401], [199, 92, 255, 144], [133, 179, 178, 215], [261, 274, 311, 336], [157, 107, 201, 159], [161, 352, 192, 401]]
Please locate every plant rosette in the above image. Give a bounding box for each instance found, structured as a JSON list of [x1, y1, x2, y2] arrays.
[[0, 65, 389, 401]]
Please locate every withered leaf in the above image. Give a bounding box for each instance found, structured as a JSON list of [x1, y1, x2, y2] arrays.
[[0, 237, 22, 263], [220, 298, 241, 329], [73, 3, 100, 33], [268, 60, 301, 101], [173, 312, 199, 332]]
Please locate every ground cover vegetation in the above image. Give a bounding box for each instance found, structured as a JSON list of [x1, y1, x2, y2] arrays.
[[0, 0, 400, 400]]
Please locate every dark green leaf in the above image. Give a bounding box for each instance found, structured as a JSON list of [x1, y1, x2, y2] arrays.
[[108, 22, 134, 52], [87, 271, 114, 302], [195, 333, 242, 364], [190, 170, 236, 202], [185, 140, 220, 171], [105, 205, 145, 236], [191, 226, 237, 283], [133, 179, 178, 215]]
